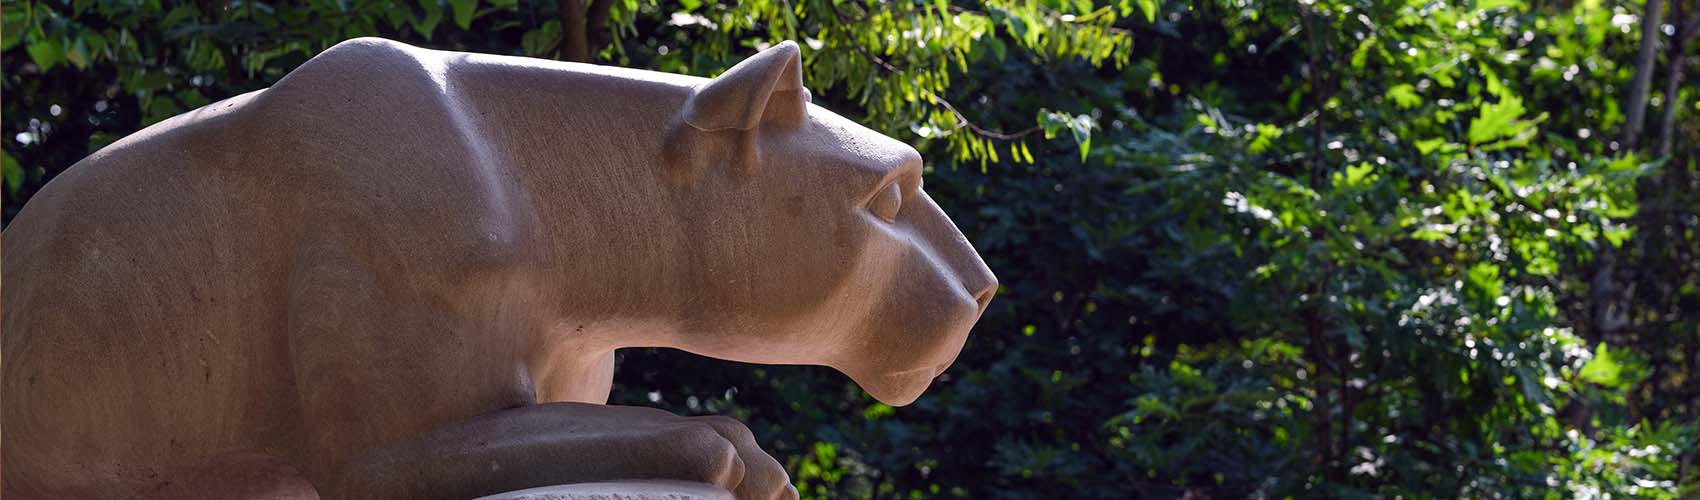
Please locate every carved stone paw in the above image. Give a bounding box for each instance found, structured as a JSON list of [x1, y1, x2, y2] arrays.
[[473, 480, 736, 500], [324, 403, 797, 500], [662, 415, 797, 500]]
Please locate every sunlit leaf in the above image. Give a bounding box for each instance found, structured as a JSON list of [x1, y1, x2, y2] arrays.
[[1136, 0, 1158, 23], [1387, 83, 1421, 109], [1468, 94, 1528, 145]]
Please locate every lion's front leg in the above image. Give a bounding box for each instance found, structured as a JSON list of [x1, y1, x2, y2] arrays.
[[284, 238, 792, 500], [324, 403, 796, 500], [284, 233, 540, 498]]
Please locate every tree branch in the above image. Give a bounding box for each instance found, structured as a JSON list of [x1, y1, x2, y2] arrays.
[[931, 95, 1044, 140], [847, 44, 1041, 141], [1684, 5, 1700, 45], [826, 1, 1109, 142], [1299, 3, 1344, 483]]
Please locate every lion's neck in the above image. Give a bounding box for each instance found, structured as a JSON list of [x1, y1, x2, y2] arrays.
[[442, 54, 714, 397]]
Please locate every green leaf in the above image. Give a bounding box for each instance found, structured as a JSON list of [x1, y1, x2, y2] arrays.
[[1350, 38, 1374, 70], [1482, 65, 1508, 98], [413, 0, 445, 39], [1468, 94, 1528, 145], [64, 37, 91, 70], [160, 5, 200, 29], [1579, 343, 1649, 389], [1331, 162, 1377, 189], [1473, 0, 1519, 14], [521, 20, 561, 57], [1069, 114, 1094, 161], [449, 0, 477, 29], [1465, 262, 1503, 307], [1411, 227, 1450, 242], [2, 150, 22, 194], [383, 2, 415, 29], [1136, 0, 1159, 23], [1387, 83, 1421, 109], [988, 36, 1007, 62], [26, 39, 64, 71], [862, 403, 895, 420], [1415, 137, 1455, 155], [1249, 123, 1282, 153], [1132, 394, 1180, 420], [1038, 109, 1068, 139], [2, 10, 27, 51], [1603, 223, 1633, 247]]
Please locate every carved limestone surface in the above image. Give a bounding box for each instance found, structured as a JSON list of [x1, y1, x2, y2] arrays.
[[2, 38, 996, 500], [473, 481, 735, 500]]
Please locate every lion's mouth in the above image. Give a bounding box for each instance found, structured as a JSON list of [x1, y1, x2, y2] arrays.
[[846, 358, 952, 406], [890, 359, 954, 379], [890, 364, 938, 377], [926, 359, 956, 379]]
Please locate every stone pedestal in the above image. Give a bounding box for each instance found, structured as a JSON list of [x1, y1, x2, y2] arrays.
[[473, 481, 734, 500]]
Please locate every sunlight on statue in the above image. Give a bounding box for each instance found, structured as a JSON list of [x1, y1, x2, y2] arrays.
[[1, 38, 996, 500]]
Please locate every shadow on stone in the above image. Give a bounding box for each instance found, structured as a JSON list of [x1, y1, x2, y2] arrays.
[[472, 481, 734, 500]]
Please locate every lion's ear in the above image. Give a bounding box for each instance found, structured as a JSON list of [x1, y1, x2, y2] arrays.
[[681, 41, 809, 131]]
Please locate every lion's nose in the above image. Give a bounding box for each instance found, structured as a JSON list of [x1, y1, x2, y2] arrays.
[[949, 224, 998, 316], [971, 279, 997, 316], [947, 232, 998, 318], [907, 191, 999, 317]]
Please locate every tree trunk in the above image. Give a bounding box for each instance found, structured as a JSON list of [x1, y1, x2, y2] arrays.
[[558, 0, 589, 62], [557, 0, 613, 63], [1623, 0, 1665, 151], [1596, 0, 1667, 345], [1657, 3, 1700, 157]]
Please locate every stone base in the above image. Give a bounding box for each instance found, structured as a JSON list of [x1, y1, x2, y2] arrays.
[[473, 480, 734, 500]]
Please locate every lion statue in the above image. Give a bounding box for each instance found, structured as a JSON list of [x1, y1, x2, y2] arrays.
[[2, 38, 997, 500]]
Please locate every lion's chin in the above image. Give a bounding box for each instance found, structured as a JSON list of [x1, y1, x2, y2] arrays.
[[842, 364, 946, 407]]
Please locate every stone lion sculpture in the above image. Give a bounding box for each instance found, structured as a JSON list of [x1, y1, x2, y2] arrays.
[[2, 38, 997, 500]]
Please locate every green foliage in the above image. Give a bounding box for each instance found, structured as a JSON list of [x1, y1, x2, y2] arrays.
[[604, 0, 1130, 168], [1579, 343, 1651, 390], [6, 0, 1700, 498]]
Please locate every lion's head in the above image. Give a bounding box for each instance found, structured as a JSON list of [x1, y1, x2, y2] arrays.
[[657, 42, 997, 406]]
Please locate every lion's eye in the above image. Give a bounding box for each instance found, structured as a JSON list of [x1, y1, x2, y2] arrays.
[[866, 182, 902, 222]]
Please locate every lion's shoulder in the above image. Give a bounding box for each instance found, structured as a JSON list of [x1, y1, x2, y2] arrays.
[[264, 38, 446, 107]]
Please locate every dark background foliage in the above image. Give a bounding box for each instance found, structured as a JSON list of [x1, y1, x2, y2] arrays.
[[5, 0, 1699, 498]]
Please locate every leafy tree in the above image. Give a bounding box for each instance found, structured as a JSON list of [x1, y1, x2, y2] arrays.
[[5, 0, 1698, 498], [1, 0, 1125, 220]]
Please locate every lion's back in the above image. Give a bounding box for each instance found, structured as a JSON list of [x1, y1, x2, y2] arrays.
[[0, 37, 533, 496], [0, 84, 310, 499]]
